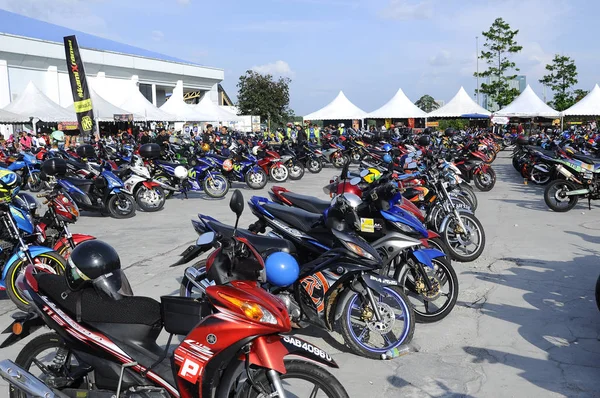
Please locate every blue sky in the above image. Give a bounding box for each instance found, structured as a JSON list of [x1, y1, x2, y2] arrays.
[[0, 0, 597, 115]]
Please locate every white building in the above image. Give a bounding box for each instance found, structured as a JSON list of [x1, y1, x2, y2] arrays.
[[0, 10, 229, 112]]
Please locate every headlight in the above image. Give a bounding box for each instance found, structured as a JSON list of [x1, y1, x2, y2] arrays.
[[394, 221, 417, 235], [341, 240, 375, 261]]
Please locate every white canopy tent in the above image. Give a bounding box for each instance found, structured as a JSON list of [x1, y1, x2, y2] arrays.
[[117, 83, 178, 121], [65, 88, 144, 122], [4, 82, 76, 122], [367, 88, 427, 119], [304, 91, 367, 121], [427, 87, 491, 118], [193, 94, 241, 121], [159, 82, 206, 122], [562, 84, 600, 116], [495, 85, 560, 118], [0, 108, 29, 123]]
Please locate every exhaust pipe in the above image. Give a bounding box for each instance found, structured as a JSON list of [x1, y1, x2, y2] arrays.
[[0, 359, 67, 398]]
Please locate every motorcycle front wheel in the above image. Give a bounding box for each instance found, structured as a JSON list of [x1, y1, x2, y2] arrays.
[[26, 171, 43, 192], [135, 185, 165, 212], [245, 169, 268, 189], [340, 286, 415, 359], [288, 160, 305, 180], [269, 164, 289, 182], [107, 193, 136, 219], [203, 174, 230, 198], [544, 179, 579, 212], [306, 158, 322, 173], [442, 211, 485, 262]]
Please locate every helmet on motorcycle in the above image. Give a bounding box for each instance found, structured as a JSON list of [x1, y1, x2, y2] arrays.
[[444, 128, 455, 137], [417, 135, 431, 147], [562, 132, 570, 140], [0, 169, 20, 203], [252, 146, 260, 156], [338, 123, 345, 128], [66, 240, 133, 299], [363, 168, 382, 184], [423, 127, 433, 135], [14, 193, 38, 215], [382, 143, 392, 152], [174, 166, 188, 179], [383, 154, 393, 164], [201, 143, 210, 152], [265, 252, 299, 287]]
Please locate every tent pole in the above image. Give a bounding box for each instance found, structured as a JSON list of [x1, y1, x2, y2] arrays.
[[560, 116, 564, 131]]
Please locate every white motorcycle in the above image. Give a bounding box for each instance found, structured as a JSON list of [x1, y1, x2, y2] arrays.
[[118, 155, 172, 212]]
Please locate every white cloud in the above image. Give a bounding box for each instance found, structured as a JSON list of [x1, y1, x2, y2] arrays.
[[151, 30, 164, 41], [176, 0, 190, 5], [429, 50, 452, 67], [251, 60, 294, 77], [231, 20, 325, 33], [379, 0, 433, 20]]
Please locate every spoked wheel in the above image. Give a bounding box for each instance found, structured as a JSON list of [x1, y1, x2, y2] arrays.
[[10, 333, 88, 398], [245, 169, 268, 189], [397, 257, 459, 323], [235, 360, 349, 398], [5, 251, 67, 311], [442, 211, 486, 262], [107, 193, 136, 219], [340, 286, 415, 359], [135, 185, 165, 212], [288, 160, 305, 180], [544, 179, 578, 212], [306, 158, 322, 174]]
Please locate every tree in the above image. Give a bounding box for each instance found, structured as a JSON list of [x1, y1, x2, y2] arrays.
[[539, 54, 579, 111], [474, 18, 523, 109], [573, 89, 589, 103], [236, 70, 294, 127], [415, 94, 439, 113]]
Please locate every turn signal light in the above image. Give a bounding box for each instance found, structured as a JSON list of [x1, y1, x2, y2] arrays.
[[218, 292, 264, 321], [12, 322, 23, 335]]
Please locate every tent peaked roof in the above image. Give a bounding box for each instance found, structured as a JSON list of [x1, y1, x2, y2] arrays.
[[4, 82, 76, 122], [118, 83, 178, 121], [66, 88, 144, 122], [562, 84, 600, 116], [304, 91, 367, 121], [0, 108, 28, 123], [428, 87, 491, 118], [367, 88, 427, 119], [159, 82, 205, 122], [495, 85, 560, 118], [193, 94, 241, 121]]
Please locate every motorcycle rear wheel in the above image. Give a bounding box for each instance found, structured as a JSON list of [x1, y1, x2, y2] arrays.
[[442, 211, 485, 262], [544, 179, 578, 212], [306, 158, 322, 174], [107, 193, 136, 219], [26, 172, 43, 192]]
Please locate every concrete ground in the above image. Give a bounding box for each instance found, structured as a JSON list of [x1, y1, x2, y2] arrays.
[[1, 152, 599, 397]]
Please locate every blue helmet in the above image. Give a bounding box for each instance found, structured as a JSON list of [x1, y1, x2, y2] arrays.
[[383, 154, 393, 164], [382, 143, 392, 152], [562, 132, 570, 140], [265, 252, 299, 287]]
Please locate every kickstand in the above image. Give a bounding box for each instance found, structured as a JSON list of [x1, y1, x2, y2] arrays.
[[116, 361, 138, 397]]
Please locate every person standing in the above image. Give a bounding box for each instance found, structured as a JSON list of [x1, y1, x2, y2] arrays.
[[19, 132, 32, 151], [140, 130, 151, 145], [517, 122, 524, 135]]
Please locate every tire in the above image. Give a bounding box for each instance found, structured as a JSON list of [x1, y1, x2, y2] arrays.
[[135, 185, 165, 212], [5, 251, 67, 311], [427, 237, 451, 259], [288, 160, 305, 181], [269, 164, 289, 183], [306, 158, 322, 174], [398, 257, 459, 323], [351, 151, 362, 164], [339, 285, 415, 359], [530, 167, 551, 185], [473, 167, 496, 192], [442, 211, 486, 262], [332, 154, 348, 169], [459, 183, 478, 211], [544, 179, 579, 212], [245, 169, 268, 189], [26, 171, 43, 192], [236, 359, 349, 398], [107, 193, 136, 219], [203, 174, 230, 198]]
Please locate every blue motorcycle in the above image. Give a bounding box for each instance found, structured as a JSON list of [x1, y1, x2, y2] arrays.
[[205, 146, 268, 189], [0, 191, 66, 310], [5, 152, 43, 192], [42, 158, 137, 219]]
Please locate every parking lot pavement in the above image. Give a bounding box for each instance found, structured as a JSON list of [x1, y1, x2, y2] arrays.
[[1, 152, 599, 397]]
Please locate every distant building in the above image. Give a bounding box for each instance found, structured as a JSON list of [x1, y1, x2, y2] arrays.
[[482, 75, 526, 111]]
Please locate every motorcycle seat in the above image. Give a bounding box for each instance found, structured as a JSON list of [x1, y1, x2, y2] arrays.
[[206, 219, 296, 255], [156, 160, 183, 169], [572, 153, 600, 166], [262, 202, 323, 233], [61, 176, 95, 187], [35, 273, 162, 327], [281, 192, 329, 214]]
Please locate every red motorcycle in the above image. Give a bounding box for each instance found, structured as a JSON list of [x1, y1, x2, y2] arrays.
[[0, 192, 348, 398], [452, 147, 496, 192], [256, 144, 289, 183]]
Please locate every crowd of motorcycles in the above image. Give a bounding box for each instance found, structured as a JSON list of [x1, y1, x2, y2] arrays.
[[0, 127, 502, 398]]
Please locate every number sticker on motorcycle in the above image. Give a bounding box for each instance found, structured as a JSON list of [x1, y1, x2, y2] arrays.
[[178, 356, 201, 383], [360, 218, 375, 233]]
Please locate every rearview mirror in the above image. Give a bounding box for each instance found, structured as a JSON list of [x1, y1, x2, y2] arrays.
[[230, 189, 245, 217], [196, 231, 215, 246], [350, 177, 362, 186]]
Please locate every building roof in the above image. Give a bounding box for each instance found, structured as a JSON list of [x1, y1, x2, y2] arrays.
[[0, 10, 198, 66]]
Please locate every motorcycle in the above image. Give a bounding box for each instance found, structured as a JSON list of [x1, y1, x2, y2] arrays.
[[117, 155, 168, 212], [0, 195, 349, 398], [544, 154, 600, 212], [3, 152, 44, 192]]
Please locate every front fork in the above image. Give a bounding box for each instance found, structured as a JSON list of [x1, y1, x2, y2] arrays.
[[440, 181, 468, 233]]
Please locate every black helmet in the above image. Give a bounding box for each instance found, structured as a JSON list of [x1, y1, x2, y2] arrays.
[[444, 128, 455, 137], [66, 240, 132, 299], [417, 134, 431, 147], [423, 127, 433, 135]]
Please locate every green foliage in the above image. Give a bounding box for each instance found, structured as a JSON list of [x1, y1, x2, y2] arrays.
[[439, 119, 468, 131], [540, 54, 579, 111], [236, 70, 294, 127], [573, 89, 589, 103], [414, 94, 439, 113], [474, 17, 523, 109]]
